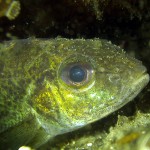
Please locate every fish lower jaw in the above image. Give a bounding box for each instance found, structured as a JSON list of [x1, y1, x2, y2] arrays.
[[131, 73, 149, 96], [120, 73, 149, 107], [133, 73, 149, 90]]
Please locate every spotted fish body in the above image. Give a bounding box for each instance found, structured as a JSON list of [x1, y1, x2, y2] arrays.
[[0, 38, 149, 149]]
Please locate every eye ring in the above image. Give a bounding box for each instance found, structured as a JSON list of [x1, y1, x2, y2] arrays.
[[60, 62, 94, 88], [57, 54, 95, 91]]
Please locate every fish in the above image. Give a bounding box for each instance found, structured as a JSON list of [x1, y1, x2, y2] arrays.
[[0, 38, 149, 149]]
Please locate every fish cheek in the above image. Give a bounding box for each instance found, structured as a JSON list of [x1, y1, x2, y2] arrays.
[[58, 88, 94, 121], [31, 89, 60, 121]]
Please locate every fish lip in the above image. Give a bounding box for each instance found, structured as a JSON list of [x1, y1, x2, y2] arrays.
[[119, 72, 149, 107], [132, 72, 149, 93]]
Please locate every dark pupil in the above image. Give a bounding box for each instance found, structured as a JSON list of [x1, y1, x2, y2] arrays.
[[69, 65, 85, 82]]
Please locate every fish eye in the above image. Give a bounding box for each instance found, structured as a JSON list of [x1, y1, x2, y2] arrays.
[[69, 65, 86, 83], [60, 62, 94, 88]]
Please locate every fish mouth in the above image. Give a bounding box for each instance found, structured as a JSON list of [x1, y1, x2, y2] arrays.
[[119, 71, 149, 108], [92, 72, 149, 124], [130, 73, 149, 97]]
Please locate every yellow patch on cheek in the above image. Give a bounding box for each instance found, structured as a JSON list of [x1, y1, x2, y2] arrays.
[[59, 89, 90, 120], [32, 91, 59, 119]]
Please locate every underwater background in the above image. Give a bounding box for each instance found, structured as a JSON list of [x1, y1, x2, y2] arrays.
[[0, 0, 150, 149]]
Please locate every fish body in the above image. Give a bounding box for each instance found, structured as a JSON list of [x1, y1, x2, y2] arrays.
[[0, 38, 149, 149]]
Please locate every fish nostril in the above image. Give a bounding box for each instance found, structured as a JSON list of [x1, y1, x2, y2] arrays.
[[108, 74, 121, 84]]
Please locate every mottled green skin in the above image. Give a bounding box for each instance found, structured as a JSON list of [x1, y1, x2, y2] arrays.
[[0, 38, 149, 149]]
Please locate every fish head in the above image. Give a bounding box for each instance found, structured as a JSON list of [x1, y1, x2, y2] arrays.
[[31, 39, 149, 134]]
